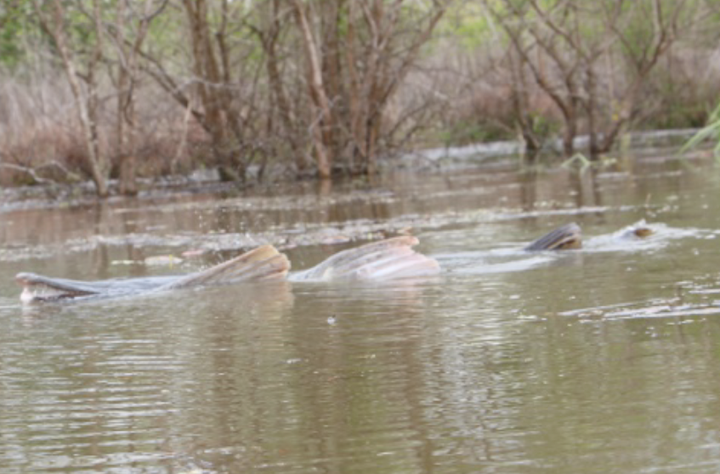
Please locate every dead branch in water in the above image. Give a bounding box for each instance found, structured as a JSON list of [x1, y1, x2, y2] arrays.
[[0, 159, 79, 185]]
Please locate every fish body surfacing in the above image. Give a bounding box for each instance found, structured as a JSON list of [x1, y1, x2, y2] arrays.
[[290, 236, 441, 282], [17, 273, 176, 303], [16, 238, 439, 304], [15, 225, 589, 304], [524, 223, 583, 251], [17, 245, 291, 304]]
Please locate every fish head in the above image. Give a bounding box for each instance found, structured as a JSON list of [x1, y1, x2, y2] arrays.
[[16, 273, 99, 303]]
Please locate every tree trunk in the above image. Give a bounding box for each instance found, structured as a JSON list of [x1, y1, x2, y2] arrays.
[[262, 0, 306, 173], [291, 0, 333, 179], [563, 120, 576, 158], [586, 66, 600, 160], [34, 0, 109, 197], [116, 0, 138, 195]]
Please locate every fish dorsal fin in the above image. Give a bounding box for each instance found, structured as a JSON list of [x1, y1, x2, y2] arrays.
[[291, 236, 440, 282], [160, 245, 290, 290]]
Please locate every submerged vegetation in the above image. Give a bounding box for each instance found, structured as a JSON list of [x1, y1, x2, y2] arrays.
[[0, 0, 719, 197]]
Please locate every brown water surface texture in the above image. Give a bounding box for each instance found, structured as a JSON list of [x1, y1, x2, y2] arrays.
[[2, 154, 720, 473]]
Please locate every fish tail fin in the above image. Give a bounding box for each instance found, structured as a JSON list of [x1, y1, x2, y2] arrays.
[[163, 245, 290, 290], [524, 223, 582, 251], [292, 236, 440, 282]]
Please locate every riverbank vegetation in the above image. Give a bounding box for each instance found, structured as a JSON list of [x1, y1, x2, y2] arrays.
[[1, 0, 719, 197]]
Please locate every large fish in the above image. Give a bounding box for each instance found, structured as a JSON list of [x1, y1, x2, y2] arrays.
[[524, 222, 582, 251], [16, 236, 440, 304], [16, 224, 602, 304]]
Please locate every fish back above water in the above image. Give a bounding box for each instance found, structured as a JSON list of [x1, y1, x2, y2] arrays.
[[15, 238, 435, 303], [524, 223, 583, 251], [16, 245, 291, 304], [15, 273, 178, 303]]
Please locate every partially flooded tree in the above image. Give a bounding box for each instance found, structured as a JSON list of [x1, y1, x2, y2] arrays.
[[32, 0, 169, 196], [505, 45, 545, 162], [13, 0, 715, 194], [252, 1, 309, 175], [33, 0, 109, 196], [289, 0, 452, 178], [142, 0, 267, 182], [488, 0, 687, 160], [104, 0, 168, 195]]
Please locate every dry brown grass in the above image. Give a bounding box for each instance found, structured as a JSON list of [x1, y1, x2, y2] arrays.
[[1, 38, 718, 189], [0, 64, 211, 187], [399, 37, 720, 153]]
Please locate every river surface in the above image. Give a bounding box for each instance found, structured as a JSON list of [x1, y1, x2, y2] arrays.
[[2, 152, 720, 473]]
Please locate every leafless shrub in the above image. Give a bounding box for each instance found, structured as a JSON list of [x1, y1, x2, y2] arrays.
[[0, 62, 209, 187]]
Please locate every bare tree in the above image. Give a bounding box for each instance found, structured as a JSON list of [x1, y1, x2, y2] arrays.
[[252, 0, 309, 175], [290, 0, 334, 178], [489, 0, 686, 159], [595, 0, 683, 157], [33, 0, 109, 196], [141, 0, 267, 182], [289, 0, 451, 178], [105, 0, 168, 195]]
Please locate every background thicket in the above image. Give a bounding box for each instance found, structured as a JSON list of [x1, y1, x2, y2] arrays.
[[1, 0, 719, 196]]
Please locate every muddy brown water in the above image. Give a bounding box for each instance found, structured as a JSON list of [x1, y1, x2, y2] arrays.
[[2, 153, 720, 473]]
